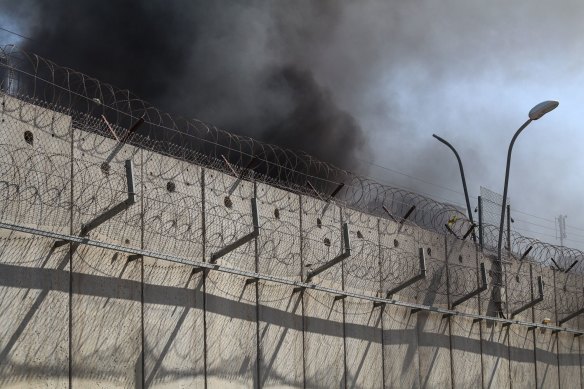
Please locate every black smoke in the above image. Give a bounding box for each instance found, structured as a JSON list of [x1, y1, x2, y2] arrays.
[[262, 66, 366, 168], [1, 0, 368, 172]]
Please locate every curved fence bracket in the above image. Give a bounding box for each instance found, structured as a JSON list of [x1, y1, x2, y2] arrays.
[[386, 247, 427, 298], [306, 223, 351, 281], [511, 276, 544, 318], [210, 198, 259, 263], [450, 263, 487, 309]]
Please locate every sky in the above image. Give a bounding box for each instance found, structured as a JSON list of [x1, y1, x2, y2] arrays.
[[1, 1, 584, 249]]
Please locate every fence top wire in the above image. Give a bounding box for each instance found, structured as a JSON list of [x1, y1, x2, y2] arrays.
[[0, 45, 469, 234], [2, 44, 584, 272]]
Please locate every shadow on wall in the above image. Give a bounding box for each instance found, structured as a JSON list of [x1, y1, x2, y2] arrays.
[[1, 235, 581, 388]]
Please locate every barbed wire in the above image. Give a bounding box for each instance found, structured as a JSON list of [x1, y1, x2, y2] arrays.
[[1, 44, 584, 321], [0, 44, 472, 237]]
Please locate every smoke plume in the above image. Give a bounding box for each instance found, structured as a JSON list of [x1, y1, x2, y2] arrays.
[[1, 0, 368, 172]]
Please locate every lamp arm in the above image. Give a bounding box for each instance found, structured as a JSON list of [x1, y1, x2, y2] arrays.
[[432, 134, 475, 235], [496, 118, 532, 264]]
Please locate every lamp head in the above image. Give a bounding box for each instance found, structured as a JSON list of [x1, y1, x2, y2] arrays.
[[528, 100, 559, 120]]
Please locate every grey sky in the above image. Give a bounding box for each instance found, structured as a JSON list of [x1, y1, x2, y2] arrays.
[[2, 1, 584, 248]]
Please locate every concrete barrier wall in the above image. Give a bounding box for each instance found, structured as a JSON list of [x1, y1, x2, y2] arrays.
[[301, 196, 345, 388], [532, 263, 559, 388], [256, 182, 303, 388], [557, 272, 583, 389], [447, 237, 482, 388], [343, 209, 383, 388], [0, 94, 71, 388], [379, 217, 421, 388], [71, 127, 143, 388], [205, 170, 257, 388], [479, 252, 511, 389], [141, 151, 205, 388], [2, 96, 584, 388], [507, 259, 537, 388], [416, 230, 452, 389]]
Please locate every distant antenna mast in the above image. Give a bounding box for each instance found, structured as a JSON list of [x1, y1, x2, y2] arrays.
[[556, 214, 567, 246]]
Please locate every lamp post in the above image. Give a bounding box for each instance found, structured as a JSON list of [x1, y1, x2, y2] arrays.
[[496, 101, 559, 264], [490, 100, 558, 317], [432, 134, 476, 242]]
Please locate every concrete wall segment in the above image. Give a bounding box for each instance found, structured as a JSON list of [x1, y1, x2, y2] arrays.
[[376, 215, 422, 388], [300, 195, 343, 288], [204, 169, 257, 387], [447, 237, 482, 388], [142, 150, 205, 388], [342, 208, 381, 296], [344, 298, 383, 389], [379, 218, 420, 304], [300, 195, 345, 388], [478, 252, 511, 389], [256, 182, 304, 388], [415, 231, 452, 388], [507, 260, 536, 389], [532, 263, 559, 388], [382, 303, 420, 388], [0, 95, 72, 388], [0, 92, 72, 233], [556, 271, 582, 389], [0, 235, 70, 388], [303, 289, 345, 389]]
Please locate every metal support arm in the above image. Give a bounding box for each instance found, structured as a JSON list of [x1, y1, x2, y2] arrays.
[[400, 206, 416, 225], [450, 263, 488, 309], [81, 159, 136, 235], [210, 198, 259, 263], [105, 116, 144, 163], [511, 276, 544, 318], [382, 205, 397, 222], [386, 248, 427, 298], [306, 223, 351, 281], [462, 224, 476, 241], [222, 155, 259, 196], [520, 246, 533, 261], [559, 307, 584, 326], [565, 260, 579, 273]]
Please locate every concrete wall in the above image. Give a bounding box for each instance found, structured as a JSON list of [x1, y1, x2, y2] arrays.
[[556, 272, 583, 389], [447, 237, 482, 388], [507, 260, 537, 389], [479, 252, 511, 389], [379, 217, 421, 388], [2, 95, 584, 388], [256, 182, 303, 388]]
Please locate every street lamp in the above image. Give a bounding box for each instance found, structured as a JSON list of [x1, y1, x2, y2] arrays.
[[496, 100, 559, 264], [432, 134, 476, 242]]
